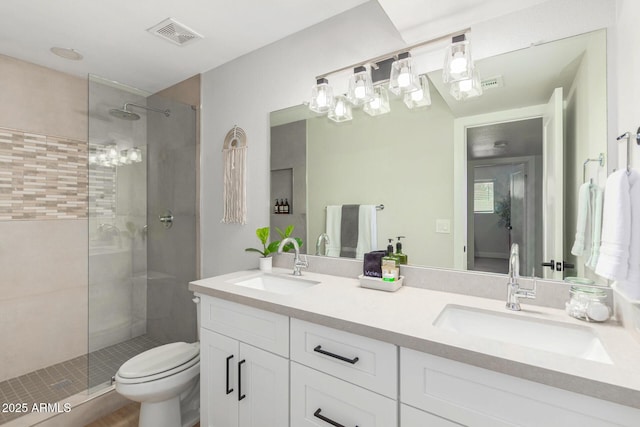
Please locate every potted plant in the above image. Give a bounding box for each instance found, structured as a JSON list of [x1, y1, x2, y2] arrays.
[[245, 225, 302, 271]]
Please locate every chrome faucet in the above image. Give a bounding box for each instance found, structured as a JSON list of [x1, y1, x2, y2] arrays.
[[315, 233, 330, 256], [278, 237, 308, 276], [506, 243, 536, 311]]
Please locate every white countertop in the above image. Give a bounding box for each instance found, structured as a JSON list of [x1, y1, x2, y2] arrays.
[[189, 268, 640, 409]]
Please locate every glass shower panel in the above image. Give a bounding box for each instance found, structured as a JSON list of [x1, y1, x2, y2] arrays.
[[87, 75, 197, 393]]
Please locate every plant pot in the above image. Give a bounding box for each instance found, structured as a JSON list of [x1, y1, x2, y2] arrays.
[[259, 256, 272, 272]]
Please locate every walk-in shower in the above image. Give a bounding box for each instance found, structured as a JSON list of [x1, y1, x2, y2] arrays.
[[0, 74, 197, 425]]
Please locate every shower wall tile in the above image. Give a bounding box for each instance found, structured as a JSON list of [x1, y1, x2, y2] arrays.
[[0, 219, 87, 301], [0, 127, 88, 220], [0, 286, 87, 382]]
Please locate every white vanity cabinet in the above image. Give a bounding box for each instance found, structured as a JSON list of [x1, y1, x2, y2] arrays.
[[199, 296, 289, 427], [400, 348, 640, 427], [289, 319, 398, 427]]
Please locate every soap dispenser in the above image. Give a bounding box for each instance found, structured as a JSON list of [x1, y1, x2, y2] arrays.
[[382, 238, 399, 281], [395, 236, 408, 265]]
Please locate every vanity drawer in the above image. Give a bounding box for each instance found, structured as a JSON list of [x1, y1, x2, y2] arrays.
[[290, 318, 397, 398], [200, 295, 289, 357], [290, 362, 397, 427], [401, 348, 640, 427], [401, 404, 461, 427]]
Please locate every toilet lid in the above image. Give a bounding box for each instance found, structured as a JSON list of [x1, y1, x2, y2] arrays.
[[118, 342, 200, 379]]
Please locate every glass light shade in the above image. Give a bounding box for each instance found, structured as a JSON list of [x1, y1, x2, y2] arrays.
[[364, 86, 391, 116], [309, 78, 334, 114], [347, 66, 374, 105], [127, 147, 142, 163], [449, 68, 483, 101], [443, 35, 472, 83], [403, 75, 432, 109], [328, 96, 353, 123], [88, 151, 97, 165], [389, 53, 419, 95], [119, 150, 130, 165], [106, 144, 119, 160]]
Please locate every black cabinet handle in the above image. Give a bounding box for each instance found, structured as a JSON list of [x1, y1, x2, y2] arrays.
[[563, 261, 575, 270], [541, 260, 555, 271], [313, 408, 358, 427], [225, 355, 234, 395], [313, 345, 359, 365], [238, 359, 246, 401]]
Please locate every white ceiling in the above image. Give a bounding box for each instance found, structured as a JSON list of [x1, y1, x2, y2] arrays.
[[0, 0, 369, 93], [0, 0, 570, 94]]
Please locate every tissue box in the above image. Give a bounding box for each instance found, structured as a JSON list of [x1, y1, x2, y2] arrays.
[[358, 274, 404, 292]]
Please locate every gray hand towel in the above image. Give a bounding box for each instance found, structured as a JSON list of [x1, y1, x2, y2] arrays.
[[340, 204, 359, 258]]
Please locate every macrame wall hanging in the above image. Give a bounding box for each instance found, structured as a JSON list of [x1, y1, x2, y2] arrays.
[[221, 125, 247, 225]]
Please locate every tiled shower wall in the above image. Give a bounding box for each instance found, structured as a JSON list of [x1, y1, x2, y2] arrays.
[[0, 54, 88, 382], [0, 128, 88, 220]]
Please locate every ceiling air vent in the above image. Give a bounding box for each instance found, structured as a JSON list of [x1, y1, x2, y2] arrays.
[[480, 75, 504, 91], [147, 18, 203, 46]]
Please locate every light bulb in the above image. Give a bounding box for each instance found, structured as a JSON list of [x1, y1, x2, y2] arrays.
[[88, 153, 97, 165], [459, 78, 473, 92], [450, 52, 468, 74], [369, 96, 381, 110], [354, 81, 366, 99], [334, 100, 346, 116], [316, 90, 327, 108], [107, 145, 118, 159], [398, 67, 411, 88], [410, 89, 424, 101], [98, 152, 107, 162]]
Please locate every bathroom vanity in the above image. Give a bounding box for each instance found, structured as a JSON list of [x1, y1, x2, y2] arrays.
[[190, 268, 640, 427]]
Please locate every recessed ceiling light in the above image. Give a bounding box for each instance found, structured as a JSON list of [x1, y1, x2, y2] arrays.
[[50, 47, 83, 61]]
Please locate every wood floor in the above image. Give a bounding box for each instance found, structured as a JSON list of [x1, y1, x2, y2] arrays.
[[85, 402, 200, 427]]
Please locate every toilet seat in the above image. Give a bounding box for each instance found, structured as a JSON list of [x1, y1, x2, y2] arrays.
[[117, 342, 200, 384]]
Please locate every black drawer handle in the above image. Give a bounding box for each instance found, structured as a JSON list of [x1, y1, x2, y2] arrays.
[[225, 355, 234, 395], [314, 345, 359, 364], [238, 359, 246, 401], [313, 408, 358, 427]]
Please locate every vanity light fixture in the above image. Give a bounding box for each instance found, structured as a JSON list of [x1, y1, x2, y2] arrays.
[[347, 66, 374, 105], [364, 86, 391, 116], [328, 96, 353, 123], [389, 52, 419, 95], [403, 75, 432, 109], [127, 148, 143, 163], [309, 78, 334, 113], [450, 68, 483, 101], [443, 34, 473, 84]]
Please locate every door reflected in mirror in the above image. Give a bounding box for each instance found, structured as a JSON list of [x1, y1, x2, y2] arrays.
[[270, 29, 607, 284]]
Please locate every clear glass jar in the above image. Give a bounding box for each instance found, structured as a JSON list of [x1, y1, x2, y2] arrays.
[[565, 281, 611, 322]]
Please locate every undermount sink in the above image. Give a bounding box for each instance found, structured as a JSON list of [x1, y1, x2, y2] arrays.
[[226, 272, 320, 295], [434, 305, 612, 364]]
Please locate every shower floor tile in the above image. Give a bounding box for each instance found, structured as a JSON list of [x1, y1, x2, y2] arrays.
[[0, 334, 162, 425]]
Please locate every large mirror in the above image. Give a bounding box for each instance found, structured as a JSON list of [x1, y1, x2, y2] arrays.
[[270, 29, 607, 284]]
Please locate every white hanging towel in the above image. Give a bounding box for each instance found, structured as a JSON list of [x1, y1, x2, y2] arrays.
[[571, 182, 592, 256], [325, 206, 342, 257], [356, 205, 378, 260], [596, 169, 640, 299], [586, 186, 603, 270]]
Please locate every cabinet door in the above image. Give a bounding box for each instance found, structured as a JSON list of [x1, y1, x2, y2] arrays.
[[201, 329, 239, 427], [238, 343, 289, 427]]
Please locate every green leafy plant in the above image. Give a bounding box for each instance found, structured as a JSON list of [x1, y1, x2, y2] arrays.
[[495, 196, 511, 229], [245, 225, 303, 257]]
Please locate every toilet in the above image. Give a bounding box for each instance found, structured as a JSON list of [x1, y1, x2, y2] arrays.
[[115, 341, 200, 427]]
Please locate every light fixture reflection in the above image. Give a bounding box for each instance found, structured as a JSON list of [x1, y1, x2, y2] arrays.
[[403, 75, 432, 109], [328, 96, 353, 123], [364, 86, 391, 116], [309, 78, 334, 113], [449, 68, 483, 101]]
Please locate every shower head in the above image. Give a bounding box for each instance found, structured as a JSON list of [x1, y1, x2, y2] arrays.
[[108, 103, 170, 120], [109, 107, 140, 121]]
